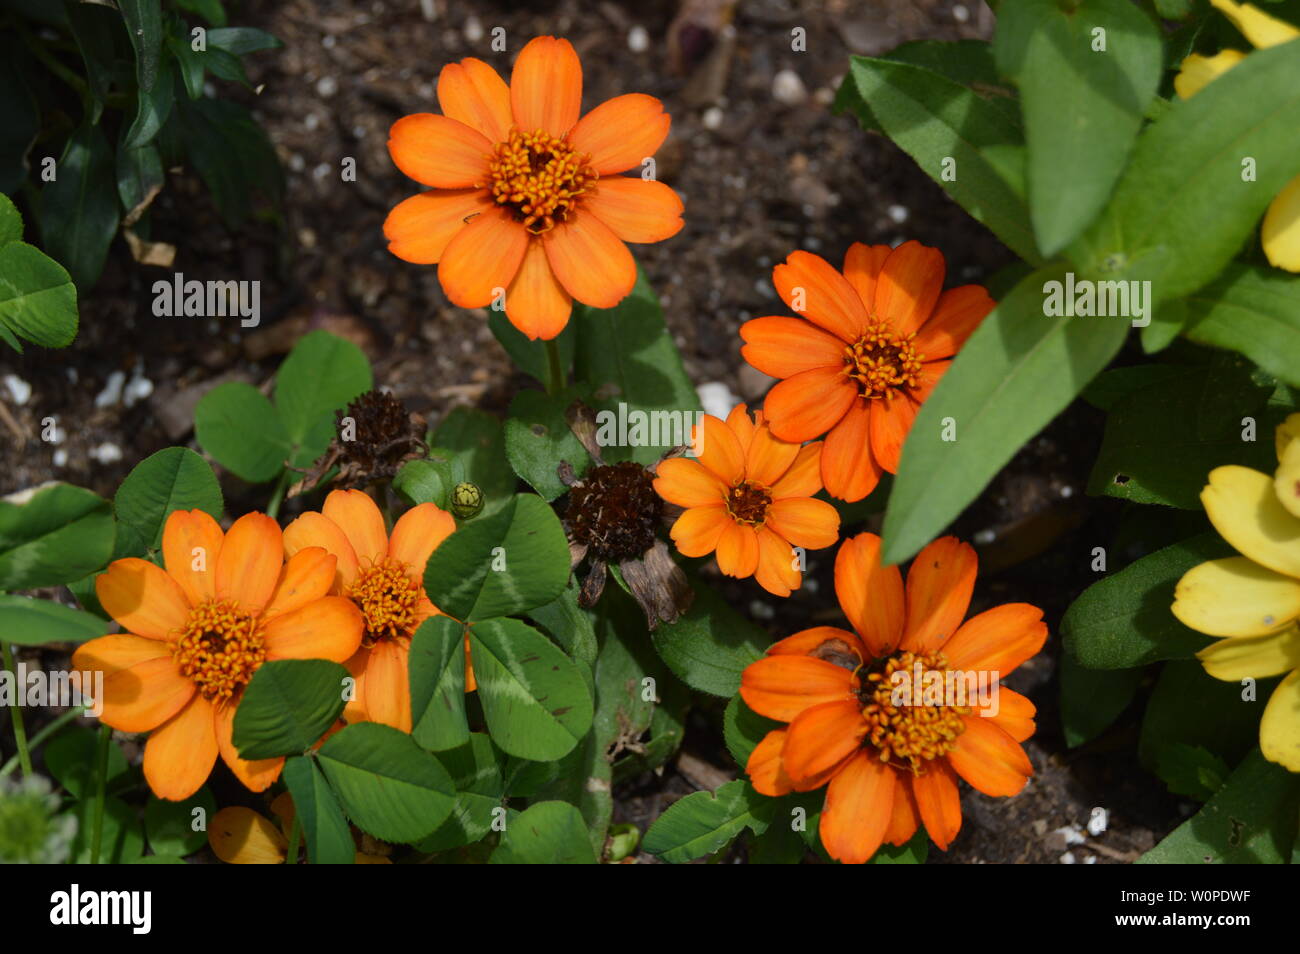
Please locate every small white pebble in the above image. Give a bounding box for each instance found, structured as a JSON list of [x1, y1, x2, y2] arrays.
[[2, 374, 31, 405], [94, 371, 125, 409], [313, 163, 331, 180], [1053, 824, 1087, 846], [973, 527, 997, 545], [697, 381, 739, 420], [123, 372, 153, 408], [702, 106, 724, 130], [52, 449, 68, 468], [1083, 855, 1098, 864], [316, 76, 338, 98], [1060, 485, 1075, 498], [1087, 807, 1108, 836], [748, 600, 775, 621], [90, 442, 124, 465], [304, 113, 320, 131], [322, 34, 337, 49], [887, 204, 910, 224], [953, 4, 970, 23], [627, 25, 649, 53], [772, 68, 807, 105], [1061, 851, 1077, 864], [463, 16, 484, 43]]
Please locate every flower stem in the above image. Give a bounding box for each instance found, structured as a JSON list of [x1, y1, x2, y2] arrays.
[[0, 641, 32, 778], [266, 469, 291, 520], [89, 723, 110, 864], [0, 705, 86, 781], [544, 338, 566, 396], [285, 813, 302, 864]]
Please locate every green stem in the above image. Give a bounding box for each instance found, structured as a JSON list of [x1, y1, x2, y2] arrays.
[[266, 469, 292, 520], [89, 723, 110, 864], [0, 705, 85, 781], [0, 642, 32, 778], [285, 813, 302, 864], [544, 339, 566, 396]]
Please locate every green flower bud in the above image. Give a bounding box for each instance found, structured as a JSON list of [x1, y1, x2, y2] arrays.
[[450, 481, 484, 519]]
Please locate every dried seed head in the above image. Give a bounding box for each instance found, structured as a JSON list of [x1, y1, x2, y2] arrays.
[[292, 389, 427, 496], [566, 460, 662, 562]]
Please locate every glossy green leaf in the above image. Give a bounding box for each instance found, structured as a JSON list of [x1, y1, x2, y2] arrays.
[[274, 330, 372, 468], [1183, 265, 1300, 390], [38, 124, 117, 289], [194, 381, 291, 482], [1139, 659, 1272, 774], [0, 595, 108, 646], [113, 447, 222, 555], [724, 694, 782, 768], [652, 582, 770, 697], [1059, 653, 1144, 748], [489, 800, 597, 864], [44, 726, 131, 800], [503, 387, 590, 501], [430, 406, 516, 502], [119, 0, 164, 91], [488, 308, 575, 385], [408, 615, 470, 752], [643, 780, 774, 864], [0, 483, 114, 589], [282, 755, 355, 864], [232, 660, 349, 760], [415, 733, 505, 853], [145, 787, 215, 857]]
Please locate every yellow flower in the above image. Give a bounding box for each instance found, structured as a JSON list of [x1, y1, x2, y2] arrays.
[[1173, 0, 1300, 272], [1172, 413, 1300, 772]]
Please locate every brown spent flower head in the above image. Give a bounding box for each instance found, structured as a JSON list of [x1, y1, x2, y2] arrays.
[[565, 461, 663, 563], [291, 389, 427, 496]]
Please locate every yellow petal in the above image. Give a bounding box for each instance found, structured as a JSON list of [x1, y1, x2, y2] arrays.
[[1173, 49, 1246, 99], [1173, 556, 1300, 636], [1202, 465, 1300, 577], [1276, 412, 1300, 463], [1260, 669, 1300, 771], [1274, 433, 1300, 519], [1210, 0, 1300, 49], [1262, 173, 1300, 273], [1197, 627, 1300, 680], [208, 806, 286, 864]]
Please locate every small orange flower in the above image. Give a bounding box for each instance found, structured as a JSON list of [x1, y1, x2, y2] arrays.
[[283, 489, 461, 732], [73, 511, 364, 802], [739, 532, 1046, 864], [653, 404, 839, 597], [740, 241, 994, 502], [384, 35, 684, 341]]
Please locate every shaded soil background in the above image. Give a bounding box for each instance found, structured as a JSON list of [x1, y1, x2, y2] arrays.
[[0, 0, 1191, 862]]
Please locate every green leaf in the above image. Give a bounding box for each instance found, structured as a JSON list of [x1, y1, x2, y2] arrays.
[[123, 55, 175, 148], [44, 726, 130, 800], [1059, 654, 1144, 748], [174, 0, 227, 27], [1156, 743, 1231, 802], [468, 617, 594, 761], [72, 795, 143, 864], [1139, 659, 1271, 773], [207, 27, 282, 56], [116, 141, 164, 220], [724, 694, 782, 768], [0, 241, 79, 350], [1138, 749, 1299, 863], [232, 660, 348, 760], [1062, 533, 1230, 669], [0, 483, 114, 589], [113, 447, 222, 555], [488, 308, 575, 384], [119, 0, 164, 91], [1070, 40, 1300, 304], [643, 780, 773, 864], [316, 722, 456, 843], [0, 594, 107, 646], [422, 494, 570, 621], [870, 828, 930, 864], [174, 96, 282, 227], [994, 0, 1161, 255], [61, 0, 117, 121], [415, 733, 504, 853], [38, 123, 118, 290], [282, 755, 355, 864], [836, 56, 1039, 263], [431, 406, 516, 502], [882, 265, 1129, 564], [274, 330, 372, 468], [0, 194, 22, 246], [168, 35, 206, 100], [652, 582, 770, 697], [0, 40, 40, 193], [145, 787, 214, 857], [393, 456, 454, 509], [529, 582, 598, 667], [194, 381, 292, 482], [489, 801, 597, 864], [408, 615, 470, 752], [503, 387, 590, 501], [1082, 363, 1192, 411], [1182, 265, 1300, 390]]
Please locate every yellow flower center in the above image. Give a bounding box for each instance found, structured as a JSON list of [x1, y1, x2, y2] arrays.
[[726, 479, 771, 526], [843, 319, 924, 400], [483, 127, 597, 234], [347, 558, 421, 647], [859, 651, 969, 774], [172, 599, 266, 703]]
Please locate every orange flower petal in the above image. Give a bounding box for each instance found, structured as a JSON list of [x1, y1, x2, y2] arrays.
[[819, 750, 895, 864], [874, 240, 945, 337], [542, 213, 636, 308], [322, 490, 388, 568], [763, 366, 857, 443], [740, 655, 856, 723], [912, 759, 962, 850], [842, 242, 893, 311], [436, 57, 512, 143], [361, 638, 412, 732], [694, 413, 747, 485], [387, 113, 492, 188], [820, 400, 881, 502], [782, 699, 868, 790], [209, 806, 287, 864], [745, 420, 801, 487], [754, 526, 802, 598], [914, 284, 994, 360], [383, 189, 493, 265], [773, 250, 869, 342], [162, 509, 223, 608], [388, 503, 457, 580], [770, 442, 824, 500], [73, 634, 193, 734], [568, 94, 671, 175], [96, 557, 191, 641], [215, 513, 283, 618], [766, 625, 867, 662], [948, 715, 1032, 797], [655, 457, 728, 508], [342, 647, 370, 723], [582, 176, 682, 243], [726, 403, 757, 454], [505, 238, 572, 341], [868, 394, 919, 474], [980, 686, 1037, 743], [263, 596, 364, 664], [262, 547, 337, 621], [669, 506, 730, 558], [215, 701, 283, 793], [914, 360, 951, 402], [283, 512, 360, 590], [143, 694, 218, 801], [900, 536, 978, 654], [438, 205, 529, 308], [740, 315, 845, 380], [885, 774, 921, 847], [835, 533, 904, 657], [942, 603, 1048, 678], [715, 521, 759, 578], [765, 497, 840, 550], [747, 728, 794, 797], [509, 36, 582, 138]]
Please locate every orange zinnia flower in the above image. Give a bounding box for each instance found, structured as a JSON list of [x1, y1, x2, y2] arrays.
[[283, 489, 460, 732], [653, 404, 839, 597], [740, 241, 994, 502], [739, 532, 1046, 863], [384, 35, 684, 341], [72, 511, 364, 802]]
